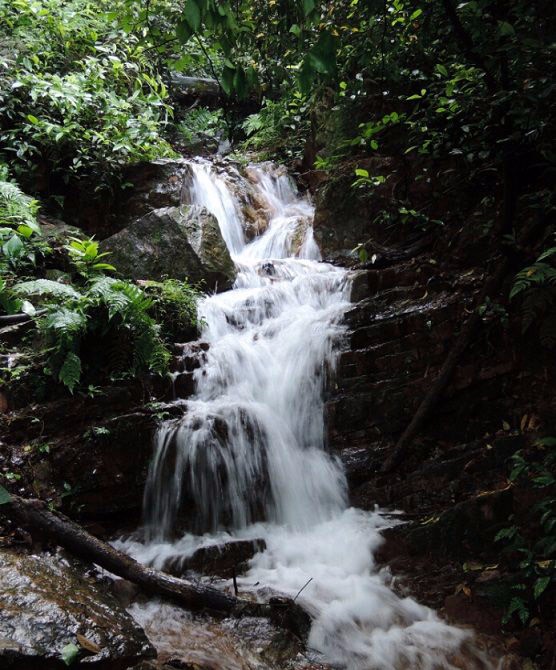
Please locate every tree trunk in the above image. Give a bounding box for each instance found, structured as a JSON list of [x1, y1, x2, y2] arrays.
[[4, 495, 309, 637]]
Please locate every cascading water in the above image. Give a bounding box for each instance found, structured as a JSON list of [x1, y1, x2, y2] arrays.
[[121, 159, 499, 669]]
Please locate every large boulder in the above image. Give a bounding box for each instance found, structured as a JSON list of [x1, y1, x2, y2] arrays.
[[0, 549, 155, 668], [101, 205, 235, 291], [118, 159, 194, 226]]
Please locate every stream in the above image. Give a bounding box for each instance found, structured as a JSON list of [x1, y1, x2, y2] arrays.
[[118, 159, 498, 669]]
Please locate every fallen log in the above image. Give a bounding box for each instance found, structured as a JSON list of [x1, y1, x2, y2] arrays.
[[3, 495, 310, 638], [170, 74, 221, 102]]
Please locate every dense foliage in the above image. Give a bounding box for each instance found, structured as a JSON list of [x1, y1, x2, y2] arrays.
[[0, 0, 174, 196]]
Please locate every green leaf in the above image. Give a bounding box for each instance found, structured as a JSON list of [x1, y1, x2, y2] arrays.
[[221, 66, 235, 95], [534, 576, 551, 599], [58, 352, 82, 393], [184, 0, 201, 32], [3, 234, 24, 259], [61, 643, 80, 666], [91, 263, 116, 272], [0, 484, 12, 505], [409, 9, 423, 20], [306, 31, 337, 76], [233, 66, 247, 100], [498, 21, 515, 37], [176, 20, 192, 42], [355, 168, 369, 178], [26, 114, 39, 125], [302, 0, 315, 16], [289, 24, 302, 38]]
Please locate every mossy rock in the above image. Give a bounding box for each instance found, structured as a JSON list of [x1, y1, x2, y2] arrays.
[[101, 205, 235, 291]]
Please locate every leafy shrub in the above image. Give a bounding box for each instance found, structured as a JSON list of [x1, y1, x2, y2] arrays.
[[64, 237, 115, 278], [242, 94, 310, 159], [0, 0, 175, 193], [0, 167, 48, 274], [175, 107, 226, 147], [492, 437, 556, 626]]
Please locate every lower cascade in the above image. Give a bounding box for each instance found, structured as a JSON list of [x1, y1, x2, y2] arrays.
[[120, 159, 497, 669]]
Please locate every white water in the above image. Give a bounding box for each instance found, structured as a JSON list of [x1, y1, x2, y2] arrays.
[[121, 160, 496, 669]]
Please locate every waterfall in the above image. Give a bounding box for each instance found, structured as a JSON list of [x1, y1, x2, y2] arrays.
[[122, 159, 497, 670], [143, 160, 349, 538]]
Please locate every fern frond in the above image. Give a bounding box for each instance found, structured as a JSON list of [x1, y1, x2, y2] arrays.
[[40, 307, 87, 334], [14, 279, 82, 300], [58, 351, 82, 393], [115, 281, 153, 312], [0, 180, 40, 233]]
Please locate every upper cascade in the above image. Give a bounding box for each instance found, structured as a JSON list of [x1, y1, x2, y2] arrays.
[[186, 158, 321, 263]]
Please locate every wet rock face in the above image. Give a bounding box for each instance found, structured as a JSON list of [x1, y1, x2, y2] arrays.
[[312, 157, 412, 263], [101, 205, 235, 291], [1, 388, 159, 522], [0, 549, 154, 669], [327, 258, 530, 511]]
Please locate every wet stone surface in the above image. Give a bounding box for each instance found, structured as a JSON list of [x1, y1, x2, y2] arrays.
[[0, 549, 154, 668]]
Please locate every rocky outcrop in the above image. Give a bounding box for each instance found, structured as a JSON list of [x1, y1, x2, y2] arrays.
[[321, 219, 555, 664], [0, 549, 154, 668], [0, 386, 161, 523], [102, 205, 235, 291], [312, 157, 412, 263]]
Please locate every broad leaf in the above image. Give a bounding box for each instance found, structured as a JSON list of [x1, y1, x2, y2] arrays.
[[61, 643, 80, 666], [534, 575, 551, 599], [184, 0, 201, 32], [0, 484, 11, 505]]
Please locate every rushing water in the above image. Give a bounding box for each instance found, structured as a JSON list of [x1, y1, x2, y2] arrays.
[[121, 159, 498, 669]]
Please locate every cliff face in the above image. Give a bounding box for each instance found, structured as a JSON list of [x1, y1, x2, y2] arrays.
[[313, 169, 556, 665]]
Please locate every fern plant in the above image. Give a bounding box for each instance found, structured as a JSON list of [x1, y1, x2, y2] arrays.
[[14, 276, 169, 392], [510, 245, 556, 348]]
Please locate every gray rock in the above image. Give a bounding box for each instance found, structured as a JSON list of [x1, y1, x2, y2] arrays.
[[0, 549, 155, 668], [102, 205, 235, 291], [120, 159, 194, 226]]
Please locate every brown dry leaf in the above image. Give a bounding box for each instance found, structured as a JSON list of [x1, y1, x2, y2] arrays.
[[76, 634, 101, 654], [528, 414, 541, 430], [462, 561, 483, 572], [520, 414, 529, 431], [462, 586, 472, 598]]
